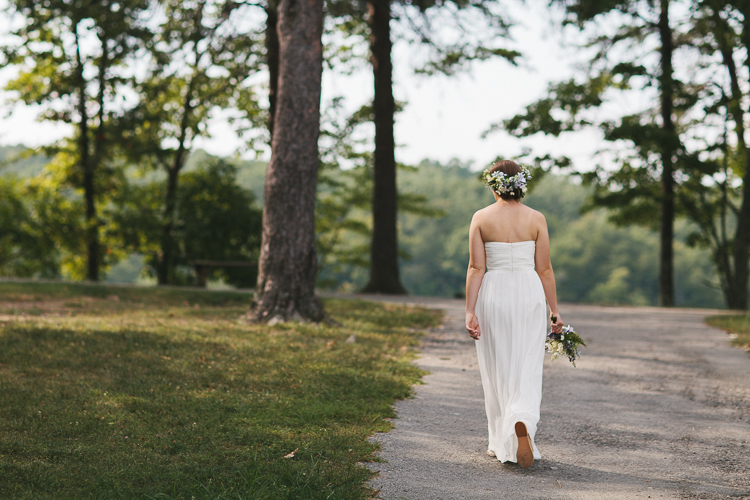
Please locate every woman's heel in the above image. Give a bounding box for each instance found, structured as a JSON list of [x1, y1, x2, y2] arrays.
[[515, 422, 534, 468]]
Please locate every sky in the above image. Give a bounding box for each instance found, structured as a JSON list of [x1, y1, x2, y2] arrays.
[[0, 0, 610, 172]]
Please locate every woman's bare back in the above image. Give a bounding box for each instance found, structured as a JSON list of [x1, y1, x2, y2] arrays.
[[474, 201, 544, 244]]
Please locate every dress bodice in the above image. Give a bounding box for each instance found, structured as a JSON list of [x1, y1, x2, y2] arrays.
[[485, 241, 536, 271]]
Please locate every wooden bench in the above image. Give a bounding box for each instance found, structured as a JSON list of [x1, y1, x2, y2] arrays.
[[189, 260, 257, 288]]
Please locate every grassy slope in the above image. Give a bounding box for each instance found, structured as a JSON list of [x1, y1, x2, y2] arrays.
[[705, 315, 750, 353], [0, 282, 442, 499]]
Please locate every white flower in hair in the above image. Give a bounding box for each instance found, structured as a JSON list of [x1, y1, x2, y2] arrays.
[[481, 164, 532, 197]]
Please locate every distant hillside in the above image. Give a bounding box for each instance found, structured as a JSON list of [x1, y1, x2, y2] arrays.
[[0, 145, 268, 201], [394, 160, 724, 308], [0, 145, 725, 308], [186, 150, 267, 202], [0, 145, 49, 177]]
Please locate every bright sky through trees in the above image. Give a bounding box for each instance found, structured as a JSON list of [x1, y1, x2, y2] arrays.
[[0, 0, 639, 171]]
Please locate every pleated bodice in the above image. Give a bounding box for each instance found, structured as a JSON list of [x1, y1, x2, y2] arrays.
[[485, 241, 536, 271]]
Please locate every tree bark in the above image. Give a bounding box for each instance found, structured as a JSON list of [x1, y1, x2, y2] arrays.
[[157, 70, 195, 285], [714, 10, 747, 309], [158, 164, 182, 285], [251, 0, 325, 323], [362, 0, 407, 295], [265, 1, 279, 139], [75, 24, 99, 282], [657, 0, 674, 307], [726, 9, 750, 309]]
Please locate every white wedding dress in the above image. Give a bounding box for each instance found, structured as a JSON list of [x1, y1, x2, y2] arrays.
[[475, 241, 546, 463]]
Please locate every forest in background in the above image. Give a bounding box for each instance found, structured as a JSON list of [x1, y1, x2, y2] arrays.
[[331, 159, 725, 308], [2, 146, 721, 308]]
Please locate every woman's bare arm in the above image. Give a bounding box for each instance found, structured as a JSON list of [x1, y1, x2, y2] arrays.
[[465, 213, 486, 339], [534, 213, 563, 333]]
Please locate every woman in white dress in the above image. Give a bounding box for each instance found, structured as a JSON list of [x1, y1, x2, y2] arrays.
[[464, 159, 563, 469]]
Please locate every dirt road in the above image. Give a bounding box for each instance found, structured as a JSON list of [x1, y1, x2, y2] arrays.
[[361, 297, 750, 500]]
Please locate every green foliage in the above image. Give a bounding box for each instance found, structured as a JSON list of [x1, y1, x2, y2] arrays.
[[394, 161, 723, 307], [2, 0, 155, 280], [112, 160, 263, 287], [315, 99, 445, 289], [0, 176, 66, 278], [116, 0, 264, 170], [494, 0, 689, 231], [394, 0, 521, 76], [0, 281, 442, 499], [0, 168, 122, 280]]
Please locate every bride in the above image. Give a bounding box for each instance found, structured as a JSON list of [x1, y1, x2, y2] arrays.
[[464, 159, 563, 469]]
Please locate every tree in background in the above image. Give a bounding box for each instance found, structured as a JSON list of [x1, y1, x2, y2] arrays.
[[2, 0, 151, 281], [361, 0, 520, 294], [673, 0, 750, 309], [250, 0, 326, 322], [111, 159, 262, 286], [0, 175, 79, 278], [497, 0, 685, 306], [316, 98, 444, 288], [116, 0, 263, 285]]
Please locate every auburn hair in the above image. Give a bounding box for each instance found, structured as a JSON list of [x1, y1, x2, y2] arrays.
[[489, 160, 523, 200]]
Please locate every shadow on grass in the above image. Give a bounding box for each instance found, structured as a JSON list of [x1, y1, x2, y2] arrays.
[[0, 286, 442, 500]]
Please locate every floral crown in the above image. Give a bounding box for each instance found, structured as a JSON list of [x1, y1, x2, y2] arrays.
[[481, 164, 532, 197]]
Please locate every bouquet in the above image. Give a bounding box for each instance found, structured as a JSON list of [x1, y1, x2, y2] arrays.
[[545, 319, 587, 367]]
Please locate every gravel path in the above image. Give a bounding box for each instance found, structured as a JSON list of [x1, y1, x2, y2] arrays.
[[357, 296, 750, 500]]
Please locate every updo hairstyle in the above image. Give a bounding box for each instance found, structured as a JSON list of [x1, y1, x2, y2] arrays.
[[489, 160, 523, 201]]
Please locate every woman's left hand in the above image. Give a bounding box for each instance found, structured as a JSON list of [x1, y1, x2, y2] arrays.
[[465, 313, 480, 340]]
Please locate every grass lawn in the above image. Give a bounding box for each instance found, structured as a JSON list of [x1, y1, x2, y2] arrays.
[[0, 281, 442, 499], [705, 314, 750, 352]]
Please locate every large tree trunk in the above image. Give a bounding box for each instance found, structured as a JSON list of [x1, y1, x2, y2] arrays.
[[657, 0, 674, 307], [725, 11, 750, 309], [729, 175, 750, 309], [75, 25, 99, 282], [362, 0, 407, 295], [265, 1, 279, 139], [251, 0, 325, 323]]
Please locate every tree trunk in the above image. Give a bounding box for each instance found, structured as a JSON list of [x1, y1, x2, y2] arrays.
[[657, 0, 674, 307], [729, 149, 750, 304], [715, 10, 747, 309], [727, 33, 750, 309], [265, 1, 279, 139], [250, 0, 325, 323], [362, 0, 407, 295], [75, 24, 99, 282], [158, 72, 195, 285], [93, 36, 108, 275], [158, 165, 181, 285]]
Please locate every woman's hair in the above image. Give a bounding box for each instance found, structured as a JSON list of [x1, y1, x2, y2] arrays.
[[489, 160, 523, 200]]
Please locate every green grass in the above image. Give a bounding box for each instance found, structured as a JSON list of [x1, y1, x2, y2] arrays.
[[705, 314, 750, 352], [0, 281, 442, 499]]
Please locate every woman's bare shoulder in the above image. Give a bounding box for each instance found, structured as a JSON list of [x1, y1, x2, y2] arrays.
[[526, 206, 546, 221], [471, 205, 495, 221]]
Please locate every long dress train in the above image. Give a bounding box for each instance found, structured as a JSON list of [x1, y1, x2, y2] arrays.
[[475, 241, 546, 463]]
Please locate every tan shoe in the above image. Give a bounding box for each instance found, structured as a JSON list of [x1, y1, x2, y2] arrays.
[[515, 422, 534, 469], [486, 449, 496, 458]]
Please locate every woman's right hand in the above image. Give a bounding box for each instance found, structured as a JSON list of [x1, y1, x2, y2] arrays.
[[550, 312, 563, 333], [466, 312, 481, 340]]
